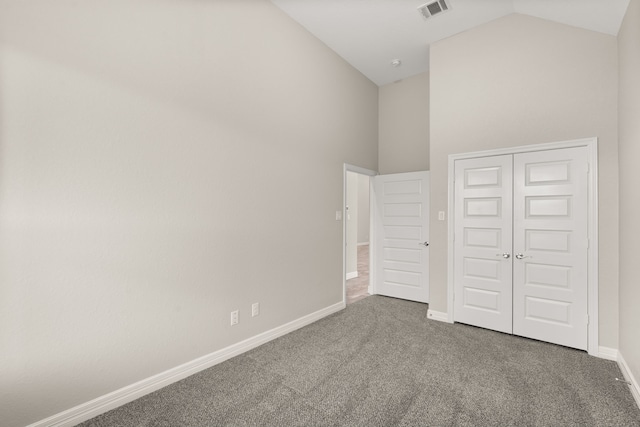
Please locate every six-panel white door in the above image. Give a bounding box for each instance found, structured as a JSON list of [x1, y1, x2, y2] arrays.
[[512, 147, 588, 350], [453, 147, 589, 351], [373, 171, 430, 303], [453, 155, 514, 334]]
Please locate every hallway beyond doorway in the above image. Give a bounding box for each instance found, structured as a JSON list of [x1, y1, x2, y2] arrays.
[[346, 244, 370, 304]]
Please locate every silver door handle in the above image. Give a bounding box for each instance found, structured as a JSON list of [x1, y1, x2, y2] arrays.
[[496, 253, 510, 259], [418, 241, 429, 247], [515, 253, 532, 260]]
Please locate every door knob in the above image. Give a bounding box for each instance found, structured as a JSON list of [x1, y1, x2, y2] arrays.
[[515, 253, 532, 260], [496, 253, 510, 259], [418, 241, 429, 247]]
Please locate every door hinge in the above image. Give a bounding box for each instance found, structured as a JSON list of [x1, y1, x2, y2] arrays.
[[586, 162, 590, 174], [585, 315, 589, 325]]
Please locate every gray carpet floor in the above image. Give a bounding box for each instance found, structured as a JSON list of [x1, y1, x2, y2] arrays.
[[79, 295, 640, 426]]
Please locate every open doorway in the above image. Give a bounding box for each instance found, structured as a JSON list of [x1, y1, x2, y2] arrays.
[[345, 169, 372, 304]]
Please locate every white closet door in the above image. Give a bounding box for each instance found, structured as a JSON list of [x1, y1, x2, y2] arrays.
[[512, 147, 589, 350], [454, 155, 513, 334]]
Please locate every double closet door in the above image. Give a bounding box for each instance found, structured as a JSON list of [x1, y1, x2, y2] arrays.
[[453, 147, 589, 350]]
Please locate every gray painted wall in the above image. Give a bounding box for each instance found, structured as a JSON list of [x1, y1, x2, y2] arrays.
[[378, 72, 430, 174], [0, 1, 378, 426], [618, 0, 640, 393]]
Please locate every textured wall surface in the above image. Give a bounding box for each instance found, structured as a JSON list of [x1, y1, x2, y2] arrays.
[[0, 1, 378, 425], [378, 72, 429, 174], [618, 0, 640, 390]]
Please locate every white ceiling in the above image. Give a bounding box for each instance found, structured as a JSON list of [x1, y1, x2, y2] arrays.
[[270, 0, 630, 86]]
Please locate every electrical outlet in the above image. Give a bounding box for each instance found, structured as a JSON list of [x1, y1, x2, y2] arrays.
[[230, 310, 238, 326], [252, 303, 260, 317]]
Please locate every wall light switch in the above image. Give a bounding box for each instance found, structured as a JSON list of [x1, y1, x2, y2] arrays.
[[336, 211, 342, 221], [438, 211, 446, 221]]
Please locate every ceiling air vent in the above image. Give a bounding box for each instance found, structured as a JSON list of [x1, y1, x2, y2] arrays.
[[418, 0, 451, 20]]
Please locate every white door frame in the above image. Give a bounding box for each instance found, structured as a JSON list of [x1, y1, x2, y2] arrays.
[[343, 164, 377, 306], [446, 137, 599, 356]]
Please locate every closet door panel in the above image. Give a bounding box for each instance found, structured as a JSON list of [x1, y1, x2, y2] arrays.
[[512, 147, 589, 350], [454, 155, 513, 334]]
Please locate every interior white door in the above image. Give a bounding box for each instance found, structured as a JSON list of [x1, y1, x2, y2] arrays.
[[453, 155, 513, 334], [512, 147, 589, 350], [373, 171, 429, 303]]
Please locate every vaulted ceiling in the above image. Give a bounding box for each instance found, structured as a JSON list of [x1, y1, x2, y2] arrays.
[[270, 0, 630, 86]]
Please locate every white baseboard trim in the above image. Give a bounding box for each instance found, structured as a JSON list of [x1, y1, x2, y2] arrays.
[[427, 309, 450, 323], [597, 346, 619, 361], [28, 301, 346, 427], [618, 351, 640, 409], [346, 271, 358, 280]]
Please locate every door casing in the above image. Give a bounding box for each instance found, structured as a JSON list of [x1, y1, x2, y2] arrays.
[[446, 138, 599, 355]]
